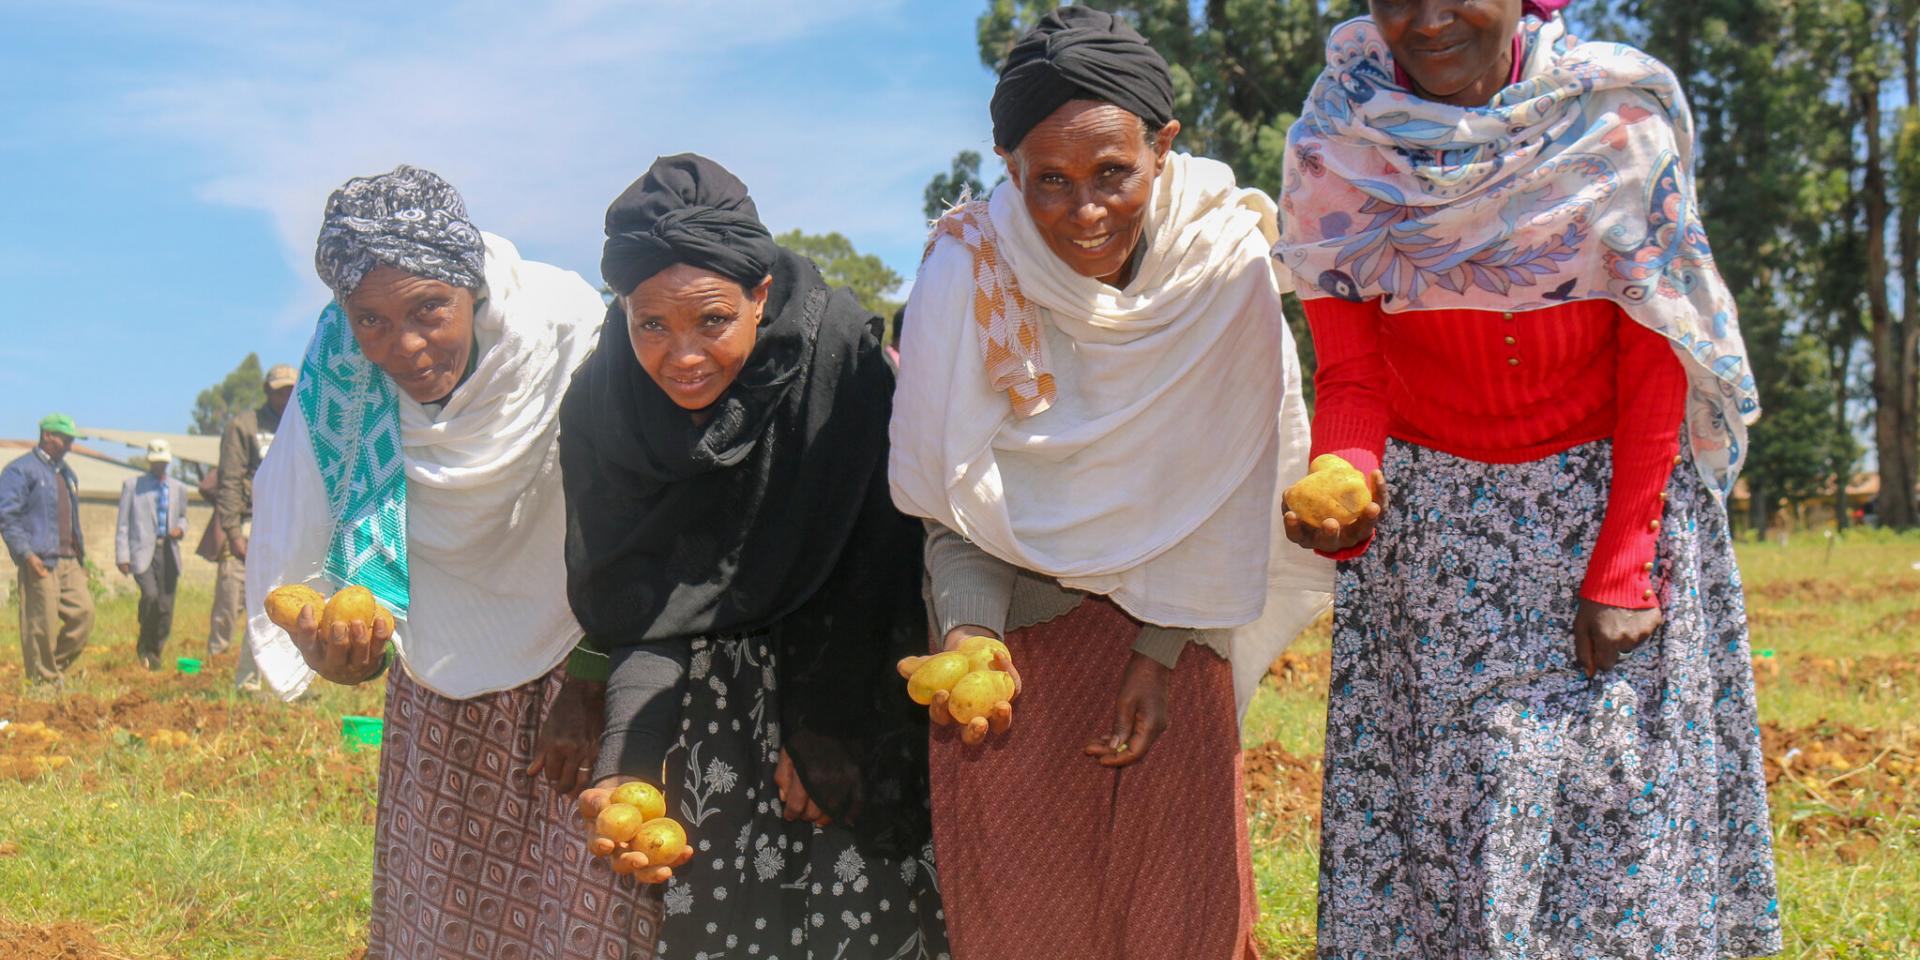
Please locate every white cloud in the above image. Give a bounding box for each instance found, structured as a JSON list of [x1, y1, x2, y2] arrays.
[[109, 0, 988, 327]]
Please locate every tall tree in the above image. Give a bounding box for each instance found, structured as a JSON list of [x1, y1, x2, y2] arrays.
[[774, 229, 906, 320], [924, 150, 991, 221], [190, 353, 265, 436]]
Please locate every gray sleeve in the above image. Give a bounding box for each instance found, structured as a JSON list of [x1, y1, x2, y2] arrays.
[[922, 520, 1017, 639]]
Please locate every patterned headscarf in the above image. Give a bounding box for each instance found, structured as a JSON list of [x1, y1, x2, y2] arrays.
[[313, 165, 486, 299]]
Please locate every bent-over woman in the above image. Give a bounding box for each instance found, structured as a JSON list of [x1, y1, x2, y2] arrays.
[[890, 8, 1332, 959], [246, 165, 644, 958], [1274, 2, 1781, 957], [561, 154, 949, 959]]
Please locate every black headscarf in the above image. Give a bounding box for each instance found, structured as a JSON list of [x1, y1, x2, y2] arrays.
[[600, 154, 781, 295], [561, 154, 929, 856], [990, 6, 1176, 150]]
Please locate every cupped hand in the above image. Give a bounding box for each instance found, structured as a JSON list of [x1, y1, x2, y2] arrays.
[[1283, 470, 1389, 553], [1572, 598, 1663, 677], [898, 626, 1018, 744], [527, 677, 605, 797], [1083, 651, 1171, 767], [581, 778, 694, 885], [287, 603, 389, 685]]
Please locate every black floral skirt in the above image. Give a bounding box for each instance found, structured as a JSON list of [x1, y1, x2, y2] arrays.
[[656, 633, 950, 959]]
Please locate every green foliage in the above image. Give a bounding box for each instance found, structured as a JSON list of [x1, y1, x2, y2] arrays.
[[1745, 336, 1860, 512], [924, 150, 991, 221], [773, 230, 905, 321], [189, 353, 265, 436]]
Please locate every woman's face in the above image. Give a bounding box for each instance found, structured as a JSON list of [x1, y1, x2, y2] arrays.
[[343, 265, 478, 404], [1371, 0, 1522, 107], [624, 263, 771, 412], [997, 101, 1179, 287]]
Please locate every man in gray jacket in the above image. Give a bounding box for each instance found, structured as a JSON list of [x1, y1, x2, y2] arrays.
[[117, 439, 189, 670]]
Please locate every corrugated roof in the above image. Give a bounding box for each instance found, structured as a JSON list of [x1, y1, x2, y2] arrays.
[[0, 439, 148, 498], [78, 427, 221, 466]]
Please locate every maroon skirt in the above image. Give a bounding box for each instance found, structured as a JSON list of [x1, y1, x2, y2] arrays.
[[368, 665, 659, 959], [928, 597, 1258, 960]]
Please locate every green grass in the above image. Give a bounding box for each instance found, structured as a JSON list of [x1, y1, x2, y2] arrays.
[[1, 584, 383, 959], [3, 534, 1918, 958]]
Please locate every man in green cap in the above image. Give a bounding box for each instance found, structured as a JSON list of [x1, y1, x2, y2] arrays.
[[0, 414, 96, 682]]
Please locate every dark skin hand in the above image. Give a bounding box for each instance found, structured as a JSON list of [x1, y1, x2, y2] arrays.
[[528, 677, 606, 797], [1371, 0, 1524, 107], [286, 603, 391, 685], [1573, 599, 1662, 677], [1083, 651, 1172, 767], [1282, 470, 1391, 553]]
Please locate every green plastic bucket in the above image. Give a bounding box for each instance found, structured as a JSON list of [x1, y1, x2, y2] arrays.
[[176, 657, 203, 674], [341, 715, 384, 751]]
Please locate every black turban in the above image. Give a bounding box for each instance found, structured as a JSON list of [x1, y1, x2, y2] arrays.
[[601, 153, 780, 296], [989, 6, 1175, 151]]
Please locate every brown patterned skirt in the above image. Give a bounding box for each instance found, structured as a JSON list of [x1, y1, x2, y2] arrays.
[[928, 597, 1259, 960], [368, 665, 660, 959]]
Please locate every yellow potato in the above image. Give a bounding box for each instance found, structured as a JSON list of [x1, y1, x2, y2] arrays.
[[1286, 454, 1372, 527], [906, 651, 971, 705], [320, 585, 380, 634], [595, 803, 646, 843], [947, 669, 1017, 725], [631, 817, 688, 866], [264, 584, 327, 632], [610, 781, 667, 822]]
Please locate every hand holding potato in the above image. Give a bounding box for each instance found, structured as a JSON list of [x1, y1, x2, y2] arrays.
[[1284, 458, 1389, 554], [578, 780, 693, 885], [899, 630, 1020, 745]]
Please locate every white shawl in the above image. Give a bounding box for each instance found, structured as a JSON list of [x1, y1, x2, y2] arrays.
[[890, 152, 1332, 715], [245, 233, 605, 700]]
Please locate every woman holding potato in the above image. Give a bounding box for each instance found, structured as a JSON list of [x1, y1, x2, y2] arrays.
[[1274, 0, 1780, 956], [888, 8, 1331, 958], [245, 166, 644, 958], [560, 153, 947, 958]]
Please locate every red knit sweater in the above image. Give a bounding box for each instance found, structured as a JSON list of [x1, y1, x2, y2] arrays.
[[1303, 296, 1689, 609]]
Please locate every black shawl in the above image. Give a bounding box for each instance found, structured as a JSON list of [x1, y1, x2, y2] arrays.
[[560, 246, 929, 856]]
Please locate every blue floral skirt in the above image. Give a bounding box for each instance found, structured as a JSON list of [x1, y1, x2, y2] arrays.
[[1317, 439, 1781, 959]]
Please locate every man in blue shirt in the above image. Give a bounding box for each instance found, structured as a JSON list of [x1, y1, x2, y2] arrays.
[[0, 413, 95, 683], [117, 439, 189, 670]]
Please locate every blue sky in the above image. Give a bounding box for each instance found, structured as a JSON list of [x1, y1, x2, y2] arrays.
[[1, 0, 999, 443]]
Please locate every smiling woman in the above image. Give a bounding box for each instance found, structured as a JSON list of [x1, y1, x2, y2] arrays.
[[889, 7, 1332, 959], [339, 266, 477, 405], [560, 153, 947, 958]]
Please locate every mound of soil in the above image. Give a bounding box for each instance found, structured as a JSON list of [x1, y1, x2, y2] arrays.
[[1244, 742, 1325, 826], [0, 921, 116, 960]]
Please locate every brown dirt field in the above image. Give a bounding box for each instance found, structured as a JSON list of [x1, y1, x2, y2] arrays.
[[0, 921, 121, 960], [1744, 573, 1920, 605], [1749, 650, 1920, 693], [1761, 720, 1920, 852], [1244, 742, 1325, 827], [1265, 648, 1332, 689]]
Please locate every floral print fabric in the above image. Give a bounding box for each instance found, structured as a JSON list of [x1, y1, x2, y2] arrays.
[[1318, 438, 1780, 959], [656, 634, 950, 959], [1274, 14, 1761, 496]]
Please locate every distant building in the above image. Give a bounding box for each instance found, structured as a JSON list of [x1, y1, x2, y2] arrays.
[[0, 439, 217, 604]]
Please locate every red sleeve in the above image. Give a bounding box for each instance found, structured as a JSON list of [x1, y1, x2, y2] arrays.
[[1580, 312, 1690, 608], [1303, 297, 1391, 560]]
